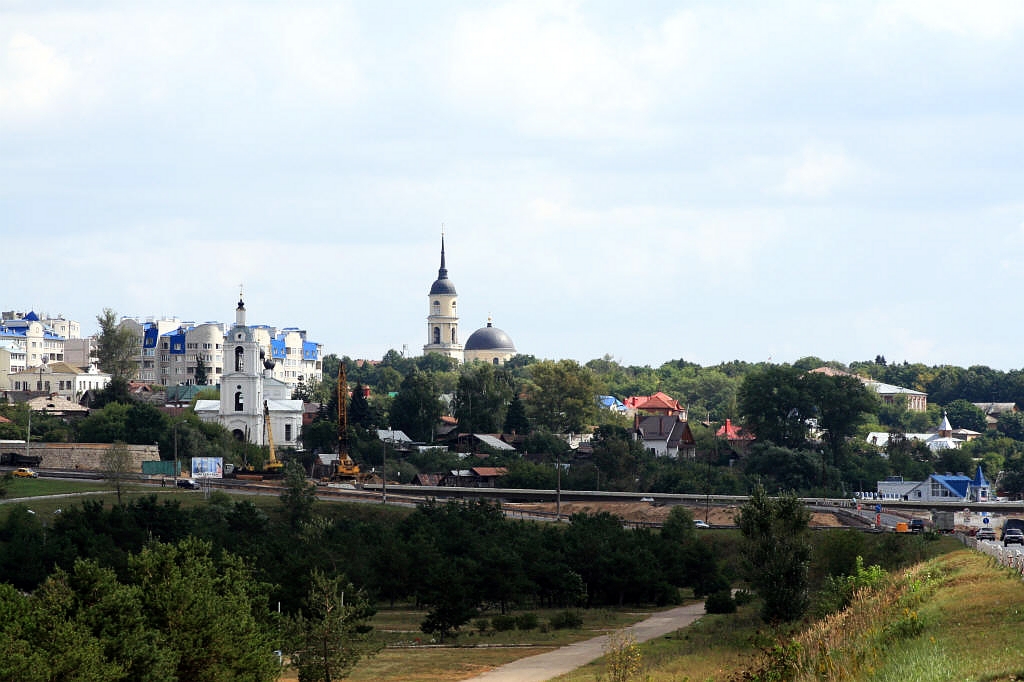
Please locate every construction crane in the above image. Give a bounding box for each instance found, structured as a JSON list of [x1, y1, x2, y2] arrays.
[[331, 363, 362, 482], [263, 400, 284, 473]]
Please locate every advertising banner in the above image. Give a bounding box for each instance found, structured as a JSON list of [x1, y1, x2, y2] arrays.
[[191, 457, 223, 479]]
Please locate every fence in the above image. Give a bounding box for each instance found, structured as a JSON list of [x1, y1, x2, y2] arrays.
[[971, 536, 1024, 579]]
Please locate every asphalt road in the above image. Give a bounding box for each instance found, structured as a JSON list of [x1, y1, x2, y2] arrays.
[[463, 601, 706, 682]]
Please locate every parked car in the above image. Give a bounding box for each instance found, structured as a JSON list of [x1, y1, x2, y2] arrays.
[[176, 478, 200, 490], [694, 519, 710, 529], [976, 527, 996, 541], [12, 467, 38, 478], [1003, 528, 1024, 546]]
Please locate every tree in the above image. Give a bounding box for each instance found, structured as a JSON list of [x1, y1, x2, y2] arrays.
[[280, 460, 317, 529], [943, 399, 987, 434], [736, 484, 812, 622], [101, 441, 134, 507], [93, 309, 138, 381], [806, 372, 877, 467], [129, 538, 280, 682], [503, 394, 530, 435], [525, 360, 600, 433], [389, 370, 443, 443], [737, 365, 815, 449], [194, 355, 208, 386], [284, 571, 381, 682], [348, 384, 375, 430], [453, 364, 513, 434]]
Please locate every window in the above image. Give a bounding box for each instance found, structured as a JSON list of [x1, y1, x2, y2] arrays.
[[432, 300, 440, 315], [235, 346, 245, 372], [433, 327, 441, 344], [285, 424, 292, 441], [451, 327, 457, 344], [234, 391, 244, 411], [493, 358, 499, 365]]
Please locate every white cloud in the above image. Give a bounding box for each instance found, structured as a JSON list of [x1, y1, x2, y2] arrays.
[[0, 32, 72, 125], [878, 0, 1024, 40], [778, 145, 861, 199], [445, 2, 696, 138]]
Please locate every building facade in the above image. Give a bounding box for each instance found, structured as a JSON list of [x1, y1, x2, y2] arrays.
[[423, 236, 464, 362], [193, 297, 303, 449]]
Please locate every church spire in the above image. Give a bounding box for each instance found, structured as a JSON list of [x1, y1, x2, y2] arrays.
[[438, 231, 448, 280]]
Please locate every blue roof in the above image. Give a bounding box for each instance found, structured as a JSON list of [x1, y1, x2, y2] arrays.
[[302, 340, 319, 360], [270, 338, 286, 359], [930, 474, 971, 498], [973, 465, 989, 487]]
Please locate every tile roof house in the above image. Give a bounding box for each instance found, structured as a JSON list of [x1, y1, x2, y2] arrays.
[[624, 392, 686, 417], [634, 414, 696, 458]]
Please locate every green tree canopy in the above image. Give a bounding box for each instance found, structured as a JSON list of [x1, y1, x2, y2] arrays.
[[525, 360, 600, 433], [453, 364, 513, 434], [94, 309, 138, 381]]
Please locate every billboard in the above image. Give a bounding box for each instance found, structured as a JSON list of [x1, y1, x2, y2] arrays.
[[191, 457, 223, 479]]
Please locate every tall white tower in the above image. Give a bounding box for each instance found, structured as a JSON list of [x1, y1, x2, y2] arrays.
[[218, 294, 265, 442], [423, 234, 463, 362]]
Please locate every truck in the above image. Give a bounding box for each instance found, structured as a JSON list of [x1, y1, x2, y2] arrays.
[[933, 511, 956, 533]]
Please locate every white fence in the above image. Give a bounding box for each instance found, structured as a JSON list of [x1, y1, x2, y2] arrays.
[[972, 537, 1024, 578]]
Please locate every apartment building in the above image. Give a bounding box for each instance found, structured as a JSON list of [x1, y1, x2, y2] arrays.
[[0, 312, 67, 371], [120, 315, 323, 390]]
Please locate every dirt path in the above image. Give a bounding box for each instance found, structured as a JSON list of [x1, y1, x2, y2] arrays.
[[462, 601, 706, 682]]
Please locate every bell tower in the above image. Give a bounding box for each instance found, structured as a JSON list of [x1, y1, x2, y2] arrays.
[[423, 233, 463, 362]]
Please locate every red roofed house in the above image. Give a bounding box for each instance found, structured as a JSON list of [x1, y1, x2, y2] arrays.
[[624, 392, 686, 417], [716, 418, 755, 456]]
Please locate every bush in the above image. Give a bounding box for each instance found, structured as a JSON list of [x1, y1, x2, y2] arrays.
[[491, 614, 517, 632], [705, 589, 737, 614], [515, 612, 539, 630], [733, 589, 755, 606], [549, 610, 584, 630], [473, 618, 489, 633]]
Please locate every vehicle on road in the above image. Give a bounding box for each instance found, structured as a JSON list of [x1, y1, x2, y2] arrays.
[[12, 467, 38, 478], [976, 527, 996, 541], [176, 478, 200, 490], [1003, 528, 1024, 546], [694, 519, 710, 529], [909, 519, 925, 533]]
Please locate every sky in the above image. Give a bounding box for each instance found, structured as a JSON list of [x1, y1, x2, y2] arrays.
[[3, 1, 1024, 371]]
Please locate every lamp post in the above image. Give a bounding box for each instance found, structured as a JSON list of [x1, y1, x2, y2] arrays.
[[382, 430, 389, 505]]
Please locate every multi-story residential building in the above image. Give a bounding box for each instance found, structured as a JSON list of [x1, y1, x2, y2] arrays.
[[8, 361, 110, 401], [0, 312, 67, 371], [119, 314, 323, 390]]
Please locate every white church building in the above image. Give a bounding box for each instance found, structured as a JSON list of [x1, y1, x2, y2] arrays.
[[194, 296, 303, 449]]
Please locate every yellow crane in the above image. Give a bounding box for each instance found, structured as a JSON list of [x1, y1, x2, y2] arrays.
[[331, 363, 362, 482], [263, 400, 284, 472]]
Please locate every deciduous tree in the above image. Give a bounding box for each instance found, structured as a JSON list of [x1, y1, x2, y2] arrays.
[[93, 309, 138, 381]]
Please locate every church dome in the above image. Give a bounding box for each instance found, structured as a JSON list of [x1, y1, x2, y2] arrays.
[[430, 277, 457, 295], [465, 320, 516, 352]]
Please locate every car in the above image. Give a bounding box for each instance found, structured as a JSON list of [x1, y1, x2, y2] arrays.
[[909, 519, 925, 533], [12, 467, 38, 478], [176, 478, 200, 490], [976, 527, 996, 541], [694, 520, 710, 529], [1003, 528, 1024, 546], [640, 497, 655, 503]]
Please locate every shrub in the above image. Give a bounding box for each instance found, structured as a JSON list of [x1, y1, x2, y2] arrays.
[[473, 618, 489, 633], [491, 614, 517, 632], [733, 589, 755, 606], [705, 589, 737, 614], [550, 610, 584, 630], [515, 612, 539, 630]]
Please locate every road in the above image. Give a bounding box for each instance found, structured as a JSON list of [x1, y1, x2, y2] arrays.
[[463, 601, 706, 682]]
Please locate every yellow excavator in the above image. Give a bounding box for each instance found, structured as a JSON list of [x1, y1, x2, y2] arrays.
[[330, 364, 363, 483]]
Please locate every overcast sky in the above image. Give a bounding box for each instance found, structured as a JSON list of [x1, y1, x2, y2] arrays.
[[4, 1, 1024, 370]]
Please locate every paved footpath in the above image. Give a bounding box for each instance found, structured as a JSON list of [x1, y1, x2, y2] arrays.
[[463, 601, 706, 682]]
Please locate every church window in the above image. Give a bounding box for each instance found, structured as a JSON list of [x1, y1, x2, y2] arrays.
[[235, 346, 244, 372], [451, 327, 457, 344], [433, 327, 441, 344], [234, 390, 244, 411], [432, 300, 440, 315], [493, 358, 499, 365]]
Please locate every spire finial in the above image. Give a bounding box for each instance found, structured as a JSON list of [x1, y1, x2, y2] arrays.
[[438, 229, 448, 279]]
